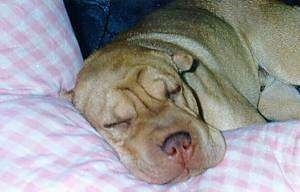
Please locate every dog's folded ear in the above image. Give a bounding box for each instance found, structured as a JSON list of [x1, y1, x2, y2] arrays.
[[171, 52, 194, 72]]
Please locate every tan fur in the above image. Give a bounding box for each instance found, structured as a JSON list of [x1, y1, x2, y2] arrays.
[[68, 0, 300, 184]]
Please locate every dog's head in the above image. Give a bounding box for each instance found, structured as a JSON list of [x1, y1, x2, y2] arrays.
[[72, 43, 225, 184]]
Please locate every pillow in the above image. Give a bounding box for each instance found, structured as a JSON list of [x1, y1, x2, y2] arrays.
[[0, 96, 299, 191], [0, 0, 83, 96]]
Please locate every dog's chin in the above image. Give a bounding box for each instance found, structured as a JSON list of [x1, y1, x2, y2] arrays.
[[125, 161, 195, 184], [125, 159, 209, 184], [144, 169, 192, 185], [117, 147, 206, 184]]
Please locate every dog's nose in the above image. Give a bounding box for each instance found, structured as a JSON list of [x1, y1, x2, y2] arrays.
[[161, 131, 192, 158]]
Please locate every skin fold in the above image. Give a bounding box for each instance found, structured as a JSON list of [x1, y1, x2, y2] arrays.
[[67, 0, 300, 184]]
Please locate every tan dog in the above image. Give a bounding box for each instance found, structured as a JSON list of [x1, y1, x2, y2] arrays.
[[67, 0, 300, 184]]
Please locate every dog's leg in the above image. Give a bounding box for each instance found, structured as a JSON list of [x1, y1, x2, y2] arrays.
[[250, 3, 300, 86], [258, 79, 300, 121], [258, 67, 300, 121]]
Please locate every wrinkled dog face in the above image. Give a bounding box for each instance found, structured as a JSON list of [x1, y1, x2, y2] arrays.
[[72, 45, 225, 184]]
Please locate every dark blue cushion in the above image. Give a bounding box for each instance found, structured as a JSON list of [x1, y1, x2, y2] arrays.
[[64, 0, 172, 58]]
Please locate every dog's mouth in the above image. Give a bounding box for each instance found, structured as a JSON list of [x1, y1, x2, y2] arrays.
[[169, 168, 191, 183], [133, 156, 194, 184], [118, 128, 208, 184], [132, 145, 204, 184], [151, 167, 191, 184]]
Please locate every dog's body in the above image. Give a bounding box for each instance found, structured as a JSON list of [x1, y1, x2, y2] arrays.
[[69, 0, 300, 184]]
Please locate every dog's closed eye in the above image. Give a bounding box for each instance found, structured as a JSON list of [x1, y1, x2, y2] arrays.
[[103, 118, 132, 129]]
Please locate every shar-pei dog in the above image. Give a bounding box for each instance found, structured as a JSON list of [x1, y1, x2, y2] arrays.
[[65, 0, 300, 184]]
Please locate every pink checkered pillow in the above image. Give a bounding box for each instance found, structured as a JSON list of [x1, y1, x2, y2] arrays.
[[0, 0, 83, 96], [0, 96, 299, 191]]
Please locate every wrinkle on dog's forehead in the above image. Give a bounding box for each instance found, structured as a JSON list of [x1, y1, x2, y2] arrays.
[[138, 67, 180, 88], [114, 67, 168, 112], [103, 65, 198, 120]]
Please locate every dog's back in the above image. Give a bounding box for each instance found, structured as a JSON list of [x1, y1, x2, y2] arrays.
[[122, 0, 300, 125]]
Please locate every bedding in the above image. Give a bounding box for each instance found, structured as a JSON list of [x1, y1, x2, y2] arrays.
[[0, 0, 299, 191]]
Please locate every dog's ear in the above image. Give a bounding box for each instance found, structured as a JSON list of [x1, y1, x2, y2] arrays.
[[171, 52, 194, 72]]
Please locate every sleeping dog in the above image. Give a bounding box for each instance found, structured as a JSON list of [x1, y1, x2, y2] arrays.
[[65, 0, 300, 184]]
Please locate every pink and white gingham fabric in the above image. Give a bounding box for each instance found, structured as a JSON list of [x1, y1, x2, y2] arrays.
[[0, 0, 82, 96], [0, 0, 299, 191], [0, 97, 299, 192]]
